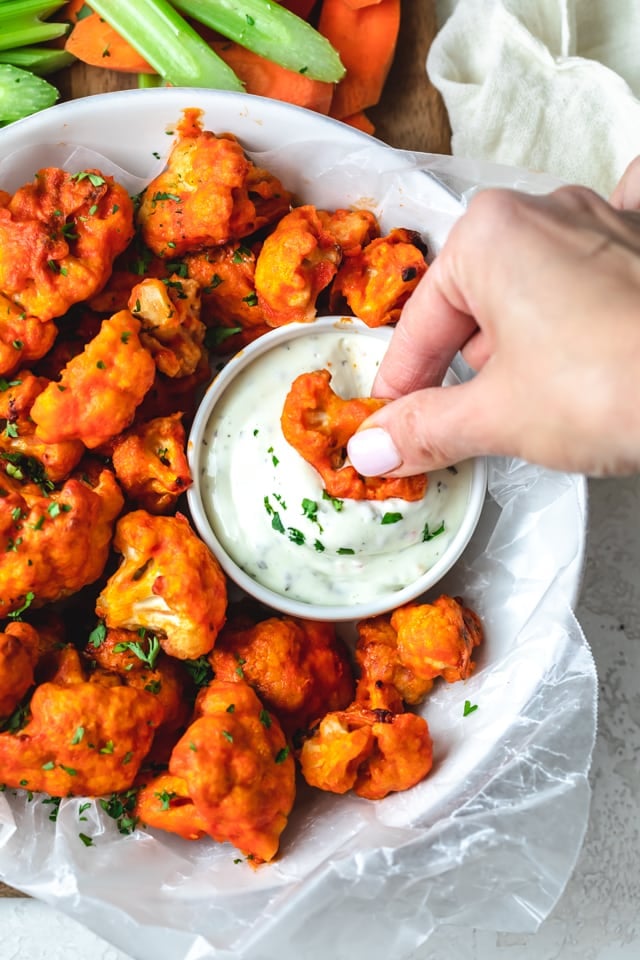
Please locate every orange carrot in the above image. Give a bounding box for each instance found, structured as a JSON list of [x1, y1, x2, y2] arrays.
[[211, 40, 333, 114], [65, 11, 155, 72], [343, 0, 385, 8], [341, 111, 376, 136], [318, 0, 400, 119]]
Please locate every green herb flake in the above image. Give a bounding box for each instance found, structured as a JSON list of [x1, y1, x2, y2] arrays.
[[463, 700, 478, 717], [41, 760, 55, 770], [5, 423, 18, 439], [422, 520, 445, 542], [121, 331, 131, 344], [259, 709, 272, 729], [313, 539, 325, 552], [336, 547, 355, 555], [322, 490, 344, 512], [88, 621, 107, 649], [381, 512, 403, 525], [287, 527, 305, 545], [71, 726, 85, 745], [222, 730, 234, 743], [226, 703, 235, 713], [275, 746, 290, 764], [78, 832, 94, 847]]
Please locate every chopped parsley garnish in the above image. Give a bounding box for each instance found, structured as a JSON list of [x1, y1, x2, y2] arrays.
[[222, 730, 234, 743], [204, 325, 242, 349], [267, 445, 279, 467], [275, 746, 290, 764], [322, 490, 344, 511], [422, 520, 445, 541], [151, 191, 181, 204], [42, 796, 61, 822], [232, 245, 252, 263], [259, 709, 272, 728], [183, 656, 214, 688], [78, 833, 94, 847], [381, 512, 403, 525], [113, 635, 161, 670], [336, 547, 355, 555], [7, 591, 35, 620], [88, 621, 107, 648], [463, 700, 478, 716], [99, 740, 115, 755], [287, 527, 305, 545], [313, 539, 325, 552], [71, 171, 106, 187], [99, 788, 139, 834], [155, 789, 177, 810], [4, 423, 18, 439], [242, 292, 258, 307], [71, 726, 85, 745]]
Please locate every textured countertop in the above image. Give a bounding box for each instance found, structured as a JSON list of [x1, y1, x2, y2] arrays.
[[1, 475, 639, 959]]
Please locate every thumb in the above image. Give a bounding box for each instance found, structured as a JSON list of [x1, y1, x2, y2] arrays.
[[346, 378, 499, 475]]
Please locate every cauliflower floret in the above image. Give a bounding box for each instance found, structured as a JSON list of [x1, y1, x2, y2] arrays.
[[0, 166, 134, 322], [390, 595, 483, 683], [354, 615, 434, 711], [0, 646, 163, 796], [169, 679, 296, 863], [298, 704, 433, 801], [210, 615, 354, 736], [96, 511, 227, 660], [30, 311, 156, 449], [128, 276, 205, 378], [111, 412, 192, 514], [135, 772, 209, 841], [281, 368, 428, 501], [0, 466, 124, 617], [254, 205, 341, 327], [0, 622, 40, 718], [0, 293, 57, 377]]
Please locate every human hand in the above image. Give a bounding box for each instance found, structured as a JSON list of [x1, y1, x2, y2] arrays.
[[346, 183, 640, 478]]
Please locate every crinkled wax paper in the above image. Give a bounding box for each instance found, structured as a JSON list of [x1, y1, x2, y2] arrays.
[[0, 95, 596, 960]]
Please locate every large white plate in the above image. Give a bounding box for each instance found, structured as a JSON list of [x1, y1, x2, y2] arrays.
[[0, 90, 594, 960]]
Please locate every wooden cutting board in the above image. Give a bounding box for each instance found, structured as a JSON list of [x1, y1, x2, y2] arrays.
[[0, 0, 449, 900]]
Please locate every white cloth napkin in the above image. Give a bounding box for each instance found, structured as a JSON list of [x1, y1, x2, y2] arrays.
[[428, 0, 640, 197]]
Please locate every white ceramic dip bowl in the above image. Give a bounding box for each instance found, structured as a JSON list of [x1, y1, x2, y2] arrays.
[[187, 315, 487, 621]]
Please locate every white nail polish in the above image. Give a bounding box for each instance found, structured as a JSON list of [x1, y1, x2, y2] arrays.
[[347, 427, 402, 477]]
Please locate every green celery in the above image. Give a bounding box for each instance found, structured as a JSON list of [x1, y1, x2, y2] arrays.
[[87, 0, 245, 91], [0, 63, 58, 124], [171, 0, 345, 82], [0, 1, 69, 53], [0, 46, 74, 76], [138, 73, 163, 89]]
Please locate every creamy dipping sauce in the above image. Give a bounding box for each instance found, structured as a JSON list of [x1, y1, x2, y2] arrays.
[[200, 328, 473, 606]]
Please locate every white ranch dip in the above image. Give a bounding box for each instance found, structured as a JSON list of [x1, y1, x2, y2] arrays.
[[200, 328, 473, 606]]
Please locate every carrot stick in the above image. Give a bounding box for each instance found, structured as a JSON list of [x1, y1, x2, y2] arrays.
[[65, 11, 155, 72], [340, 111, 376, 135], [318, 0, 400, 119]]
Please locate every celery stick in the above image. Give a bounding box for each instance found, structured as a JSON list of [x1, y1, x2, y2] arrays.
[[0, 63, 58, 124], [0, 46, 74, 76], [171, 0, 345, 82], [0, 1, 69, 53], [138, 73, 163, 88], [88, 0, 245, 91]]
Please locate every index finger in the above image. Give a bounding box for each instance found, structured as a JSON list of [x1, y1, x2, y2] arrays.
[[372, 256, 477, 399]]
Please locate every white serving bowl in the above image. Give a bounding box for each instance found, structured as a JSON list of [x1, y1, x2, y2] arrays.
[[187, 316, 487, 621]]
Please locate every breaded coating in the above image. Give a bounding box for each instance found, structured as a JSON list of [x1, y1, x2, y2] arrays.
[[354, 615, 433, 711], [30, 311, 156, 449], [0, 466, 124, 618], [0, 167, 134, 322], [135, 772, 209, 841], [0, 646, 163, 795], [128, 276, 205, 378], [111, 413, 192, 514], [96, 511, 227, 661], [138, 119, 291, 257], [255, 205, 341, 326], [186, 241, 269, 353], [390, 595, 483, 683], [169, 680, 295, 863], [281, 368, 428, 501], [0, 370, 85, 482], [320, 208, 380, 257], [0, 622, 39, 717], [299, 704, 433, 800], [330, 227, 427, 327], [210, 616, 354, 736], [0, 293, 57, 377]]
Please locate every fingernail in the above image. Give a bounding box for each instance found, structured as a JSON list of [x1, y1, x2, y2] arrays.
[[347, 427, 402, 476]]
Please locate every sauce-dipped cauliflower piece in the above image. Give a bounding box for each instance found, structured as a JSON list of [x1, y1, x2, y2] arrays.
[[96, 511, 227, 661], [135, 772, 209, 842], [281, 368, 428, 501], [138, 113, 291, 258], [354, 615, 434, 712], [169, 679, 295, 863], [298, 703, 433, 801], [0, 466, 124, 618], [254, 205, 341, 326], [111, 412, 192, 514], [0, 167, 134, 322], [210, 615, 354, 737], [0, 646, 163, 795], [128, 276, 205, 378], [0, 622, 40, 718], [0, 370, 85, 483], [30, 311, 156, 449], [0, 292, 57, 377], [330, 227, 428, 327], [320, 208, 380, 256], [390, 595, 483, 683]]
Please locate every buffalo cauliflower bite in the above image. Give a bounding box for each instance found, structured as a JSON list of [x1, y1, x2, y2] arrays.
[[30, 311, 156, 449], [0, 370, 85, 482], [281, 368, 428, 501], [0, 622, 40, 717], [354, 615, 434, 710], [299, 704, 433, 801], [169, 679, 296, 863], [96, 511, 227, 661], [330, 227, 428, 327], [138, 115, 291, 257], [320, 208, 380, 257], [390, 595, 483, 683], [254, 205, 341, 327], [0, 166, 134, 322], [210, 616, 354, 736], [111, 412, 192, 514], [0, 646, 163, 796], [128, 276, 206, 378], [0, 293, 57, 376], [0, 466, 124, 617]]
